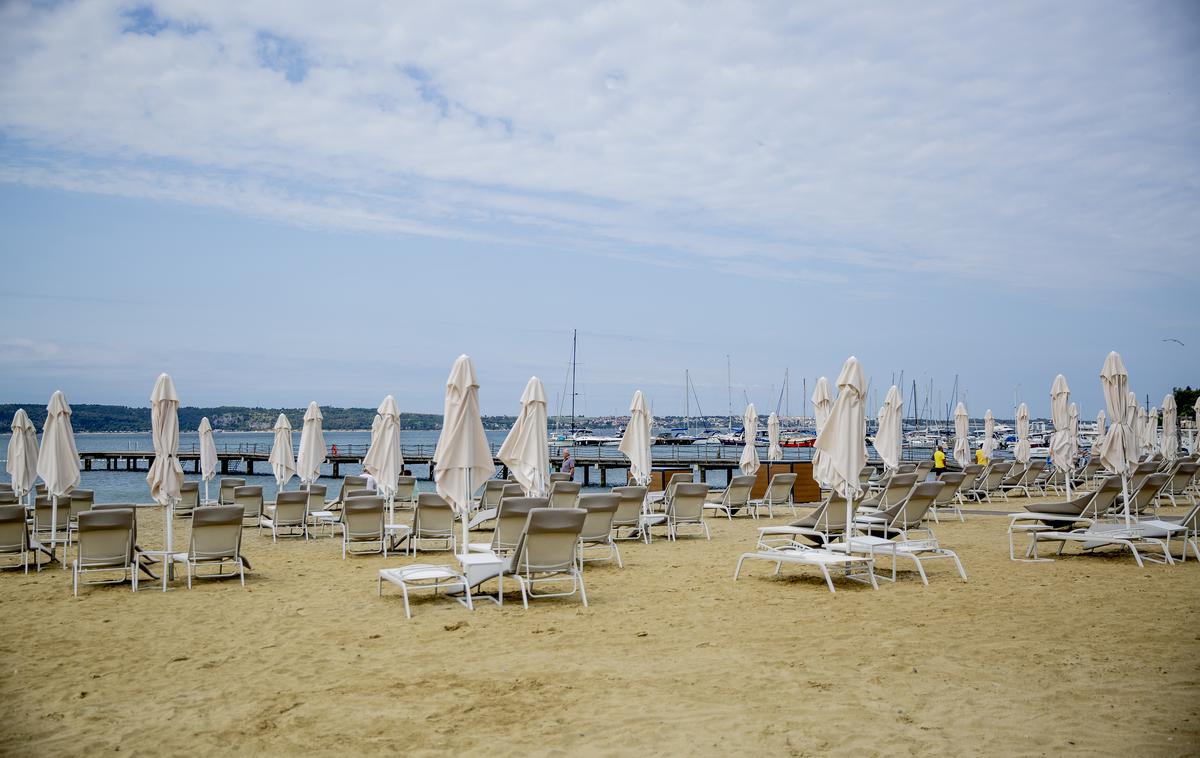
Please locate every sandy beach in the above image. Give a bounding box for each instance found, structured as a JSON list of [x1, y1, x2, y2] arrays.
[[1, 494, 1197, 757]]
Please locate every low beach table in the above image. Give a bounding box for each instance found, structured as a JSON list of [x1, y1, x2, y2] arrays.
[[384, 522, 411, 552], [734, 546, 878, 593], [458, 551, 506, 606], [379, 565, 474, 619], [828, 535, 967, 585]]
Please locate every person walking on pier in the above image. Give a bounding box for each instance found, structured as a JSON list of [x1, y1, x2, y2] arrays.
[[932, 444, 948, 477], [560, 450, 576, 477]]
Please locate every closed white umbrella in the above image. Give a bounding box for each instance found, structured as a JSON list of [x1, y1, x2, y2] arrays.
[[363, 395, 403, 514], [874, 386, 903, 471], [1161, 395, 1178, 460], [7, 408, 39, 503], [618, 390, 653, 487], [198, 417, 218, 505], [739, 404, 760, 477], [1095, 410, 1106, 450], [296, 402, 328, 487], [1099, 352, 1138, 526], [1049, 374, 1073, 498], [1125, 391, 1138, 431], [1014, 403, 1031, 466], [1145, 407, 1159, 456], [1194, 398, 1200, 453], [434, 355, 496, 549], [147, 373, 184, 556], [982, 409, 997, 462], [814, 357, 867, 542], [952, 402, 970, 468], [767, 412, 783, 462], [268, 413, 296, 489], [498, 377, 550, 496], [811, 377, 834, 488], [36, 390, 79, 565], [1068, 402, 1080, 488]]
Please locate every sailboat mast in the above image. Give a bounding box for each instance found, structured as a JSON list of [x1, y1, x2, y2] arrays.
[[570, 329, 577, 432], [684, 369, 690, 429], [726, 355, 733, 432]]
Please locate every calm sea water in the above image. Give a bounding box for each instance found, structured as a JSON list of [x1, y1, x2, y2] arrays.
[[3, 427, 988, 503]]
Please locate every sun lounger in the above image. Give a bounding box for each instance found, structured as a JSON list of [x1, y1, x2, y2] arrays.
[[72, 508, 137, 595], [177, 482, 199, 516], [966, 461, 1011, 502], [378, 564, 473, 619], [734, 544, 878, 593], [860, 473, 916, 512], [170, 505, 248, 588], [577, 493, 622, 567], [549, 472, 573, 485], [0, 504, 32, 573], [508, 507, 589, 609], [263, 491, 309, 542], [218, 477, 245, 505], [341, 495, 388, 558], [1007, 476, 1122, 561], [930, 472, 967, 522], [755, 492, 853, 549], [468, 496, 545, 556], [233, 486, 264, 529], [661, 483, 709, 541], [1000, 459, 1046, 498], [408, 493, 457, 554], [1155, 463, 1198, 508], [609, 486, 648, 540], [1033, 522, 1174, 568], [856, 481, 943, 539], [703, 475, 755, 520], [748, 473, 797, 518]]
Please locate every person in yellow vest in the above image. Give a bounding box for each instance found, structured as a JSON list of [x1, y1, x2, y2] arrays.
[[932, 444, 948, 475], [975, 447, 988, 466]]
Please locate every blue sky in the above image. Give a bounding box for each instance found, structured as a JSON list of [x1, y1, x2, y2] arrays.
[[1, 1, 1197, 419]]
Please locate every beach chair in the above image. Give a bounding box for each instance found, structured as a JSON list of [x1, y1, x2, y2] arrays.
[[548, 481, 582, 509], [654, 472, 694, 512], [755, 492, 854, 549], [72, 508, 137, 596], [394, 476, 418, 511], [0, 504, 32, 573], [178, 482, 199, 516], [1156, 463, 1198, 508], [1006, 477, 1121, 561], [956, 465, 984, 500], [549, 472, 573, 485], [329, 475, 369, 509], [1004, 459, 1046, 497], [1140, 501, 1200, 562], [734, 540, 879, 593], [218, 478, 246, 505], [169, 505, 249, 588], [913, 460, 934, 480], [0, 491, 18, 506], [32, 496, 71, 565], [860, 473, 916, 512], [378, 563, 473, 619], [703, 475, 756, 520], [468, 483, 524, 530], [409, 493, 457, 554], [342, 495, 387, 558], [577, 493, 622, 567], [265, 491, 309, 542], [467, 496, 546, 556], [748, 473, 798, 518], [929, 473, 966, 523], [1074, 458, 1103, 489], [478, 479, 509, 510], [664, 483, 710, 541], [856, 481, 943, 539], [1032, 519, 1174, 567], [233, 486, 264, 529], [610, 486, 648, 540], [966, 461, 1011, 502], [304, 484, 328, 516], [1126, 472, 1171, 517], [508, 508, 589, 609], [65, 489, 94, 544]]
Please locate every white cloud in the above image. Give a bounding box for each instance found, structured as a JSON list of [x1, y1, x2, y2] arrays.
[[0, 0, 1197, 293]]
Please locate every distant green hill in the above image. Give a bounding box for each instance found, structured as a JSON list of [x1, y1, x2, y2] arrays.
[[0, 404, 516, 433]]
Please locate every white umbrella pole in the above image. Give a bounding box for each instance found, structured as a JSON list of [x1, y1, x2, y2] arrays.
[[51, 494, 60, 568], [1122, 474, 1131, 528], [204, 479, 210, 506], [166, 499, 174, 554], [845, 483, 854, 547], [461, 469, 471, 553]]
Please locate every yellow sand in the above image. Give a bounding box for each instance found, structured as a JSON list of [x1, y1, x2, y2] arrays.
[[2, 496, 1198, 757]]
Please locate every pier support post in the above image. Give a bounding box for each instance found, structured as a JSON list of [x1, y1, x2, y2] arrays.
[[221, 458, 230, 474], [600, 466, 607, 486], [583, 465, 590, 486], [332, 462, 340, 478], [84, 458, 92, 471], [246, 460, 254, 475]]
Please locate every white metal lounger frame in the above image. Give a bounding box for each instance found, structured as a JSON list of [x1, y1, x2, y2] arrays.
[[734, 545, 878, 593], [830, 535, 966, 585], [1032, 525, 1174, 568], [378, 565, 473, 619]]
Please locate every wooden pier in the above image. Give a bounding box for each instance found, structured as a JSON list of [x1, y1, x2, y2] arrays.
[[77, 443, 821, 486]]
